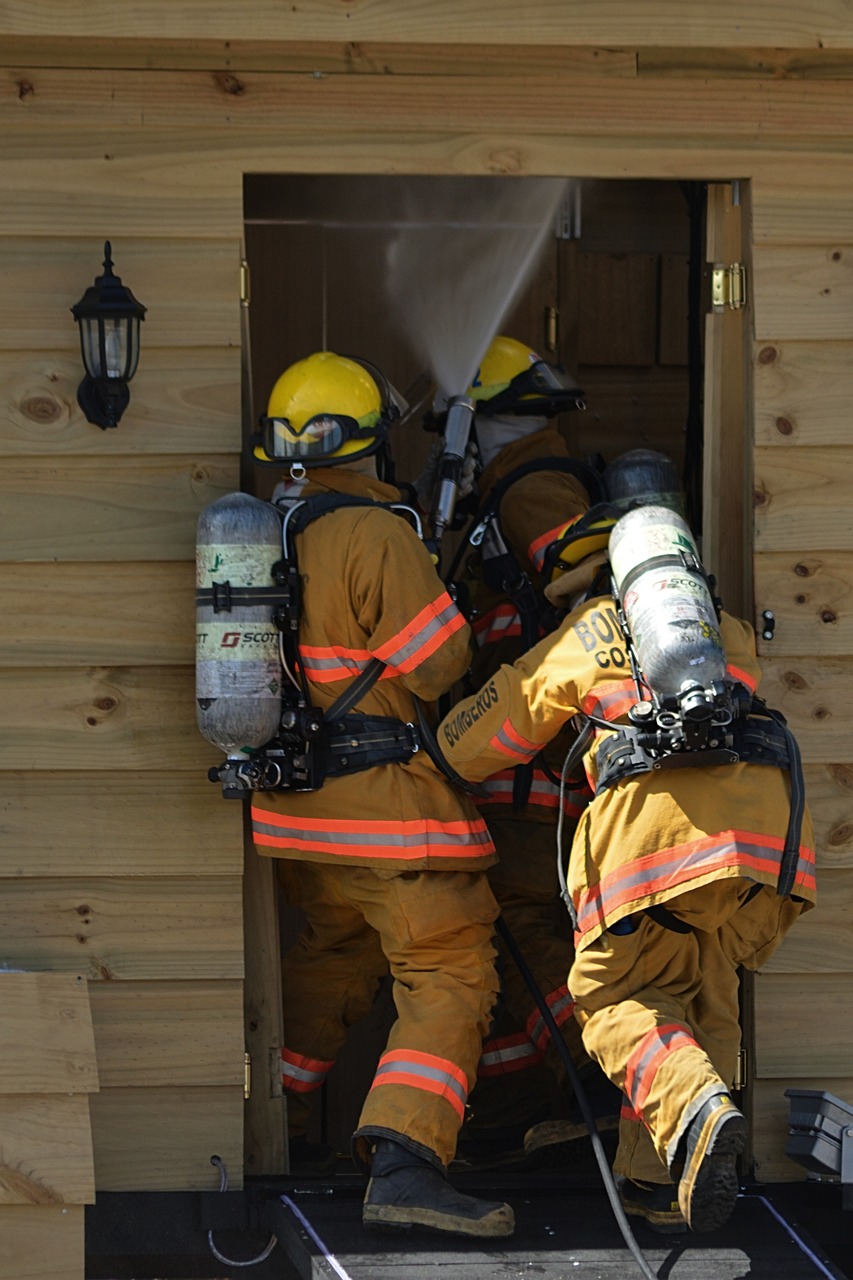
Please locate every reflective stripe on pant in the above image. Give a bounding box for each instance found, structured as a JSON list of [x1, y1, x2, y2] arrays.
[[569, 877, 807, 1182], [279, 860, 499, 1167]]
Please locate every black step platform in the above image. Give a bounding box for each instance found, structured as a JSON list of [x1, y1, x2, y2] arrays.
[[271, 1175, 850, 1280]]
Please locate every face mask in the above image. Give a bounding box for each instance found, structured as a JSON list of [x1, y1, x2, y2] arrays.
[[474, 414, 547, 470]]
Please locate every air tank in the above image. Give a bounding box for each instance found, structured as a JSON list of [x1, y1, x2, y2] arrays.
[[608, 504, 726, 702], [196, 492, 283, 757]]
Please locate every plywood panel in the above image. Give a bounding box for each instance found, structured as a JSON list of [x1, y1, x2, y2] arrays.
[[753, 246, 853, 342], [754, 446, 853, 552], [571, 366, 688, 465], [0, 668, 215, 772], [803, 764, 853, 869], [754, 340, 853, 447], [0, 1095, 94, 1205], [755, 973, 853, 1077], [0, 877, 243, 980], [752, 1077, 853, 1183], [755, 552, 853, 658], [763, 869, 853, 973], [89, 980, 244, 1087], [0, 350, 240, 456], [0, 240, 240, 353], [0, 457, 237, 563], [0, 1204, 84, 1280], [1, 2, 851, 48], [0, 564, 194, 666], [90, 1086, 242, 1191], [0, 772, 242, 877], [577, 254, 657, 365], [0, 972, 97, 1095], [758, 657, 853, 763]]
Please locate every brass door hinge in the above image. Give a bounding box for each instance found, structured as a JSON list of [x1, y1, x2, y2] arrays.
[[544, 305, 559, 352], [711, 262, 747, 311], [733, 1047, 748, 1092], [240, 259, 251, 308], [244, 1050, 252, 1100]]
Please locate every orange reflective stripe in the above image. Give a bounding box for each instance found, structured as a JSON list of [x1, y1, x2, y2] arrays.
[[251, 806, 495, 861], [526, 984, 576, 1053], [478, 1032, 543, 1077], [280, 1047, 334, 1094], [621, 1101, 642, 1124], [727, 662, 757, 692], [475, 769, 587, 817], [574, 829, 816, 938], [529, 519, 571, 572], [373, 591, 466, 674], [624, 1023, 697, 1117], [582, 678, 636, 722], [370, 1049, 468, 1119], [300, 642, 378, 683], [472, 603, 522, 647], [489, 717, 540, 762]]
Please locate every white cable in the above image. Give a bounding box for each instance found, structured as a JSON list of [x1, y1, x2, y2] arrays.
[[281, 1194, 354, 1280], [207, 1156, 278, 1268]]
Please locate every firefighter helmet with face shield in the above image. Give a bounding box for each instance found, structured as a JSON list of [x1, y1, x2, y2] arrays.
[[467, 335, 585, 418], [252, 351, 403, 468]]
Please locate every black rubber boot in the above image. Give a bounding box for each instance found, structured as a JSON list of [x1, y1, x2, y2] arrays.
[[673, 1092, 747, 1233], [363, 1138, 515, 1237]]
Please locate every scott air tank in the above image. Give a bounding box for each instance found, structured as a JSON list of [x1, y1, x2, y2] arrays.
[[608, 504, 726, 701], [196, 492, 283, 757]]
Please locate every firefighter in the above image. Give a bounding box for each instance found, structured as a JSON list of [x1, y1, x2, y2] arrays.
[[420, 335, 620, 1166], [432, 474, 816, 1235], [249, 351, 513, 1238]]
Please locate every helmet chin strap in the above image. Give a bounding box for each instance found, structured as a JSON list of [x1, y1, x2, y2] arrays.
[[474, 413, 547, 470]]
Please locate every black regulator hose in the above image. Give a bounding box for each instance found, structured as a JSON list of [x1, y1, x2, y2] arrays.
[[494, 913, 660, 1280]]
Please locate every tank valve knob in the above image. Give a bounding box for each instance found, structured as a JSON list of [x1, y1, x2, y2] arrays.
[[761, 610, 776, 641]]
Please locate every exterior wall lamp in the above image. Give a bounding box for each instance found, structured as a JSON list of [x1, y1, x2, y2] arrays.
[[70, 241, 146, 429]]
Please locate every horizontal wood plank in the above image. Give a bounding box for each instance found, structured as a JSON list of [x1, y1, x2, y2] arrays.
[[0, 1095, 94, 1205], [0, 972, 97, 1095], [753, 245, 853, 342], [0, 564, 195, 665], [0, 772, 243, 877], [763, 869, 853, 973], [754, 340, 853, 447], [0, 351, 240, 455], [755, 972, 853, 1077], [755, 551, 853, 657], [90, 1086, 243, 1191], [0, 667, 218, 771], [754, 161, 853, 244], [0, 2, 851, 48], [758, 656, 853, 763], [89, 980, 244, 1087], [0, 457, 238, 563], [7, 69, 853, 143], [754, 446, 853, 552], [639, 46, 853, 78], [0, 240, 240, 352], [0, 1204, 84, 1280], [0, 37, 638, 76], [0, 877, 243, 980]]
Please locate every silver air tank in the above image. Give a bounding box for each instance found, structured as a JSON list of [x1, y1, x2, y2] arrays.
[[608, 504, 726, 706], [196, 492, 283, 757]]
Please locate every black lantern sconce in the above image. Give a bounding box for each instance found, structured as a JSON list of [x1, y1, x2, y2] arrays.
[[71, 241, 146, 429]]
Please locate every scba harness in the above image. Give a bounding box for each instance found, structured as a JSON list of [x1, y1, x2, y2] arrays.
[[202, 493, 425, 798]]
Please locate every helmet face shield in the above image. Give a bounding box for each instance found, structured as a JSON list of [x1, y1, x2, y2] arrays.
[[257, 412, 372, 461], [476, 359, 585, 418]]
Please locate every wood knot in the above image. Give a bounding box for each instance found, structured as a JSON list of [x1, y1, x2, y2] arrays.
[[775, 416, 794, 436], [213, 71, 245, 96], [820, 609, 838, 624], [94, 697, 117, 712], [757, 346, 778, 365], [813, 705, 830, 720], [794, 562, 812, 577], [828, 763, 853, 791], [76, 904, 91, 916], [832, 250, 842, 261], [795, 594, 807, 605], [16, 79, 34, 100], [782, 669, 808, 691], [488, 149, 525, 174], [828, 822, 853, 848], [21, 395, 62, 424], [753, 484, 769, 507]]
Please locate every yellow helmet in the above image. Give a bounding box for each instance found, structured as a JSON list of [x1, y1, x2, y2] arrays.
[[467, 335, 585, 418], [253, 351, 399, 468]]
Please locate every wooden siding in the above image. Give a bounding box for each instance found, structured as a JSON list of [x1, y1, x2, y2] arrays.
[[0, 8, 851, 1193]]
